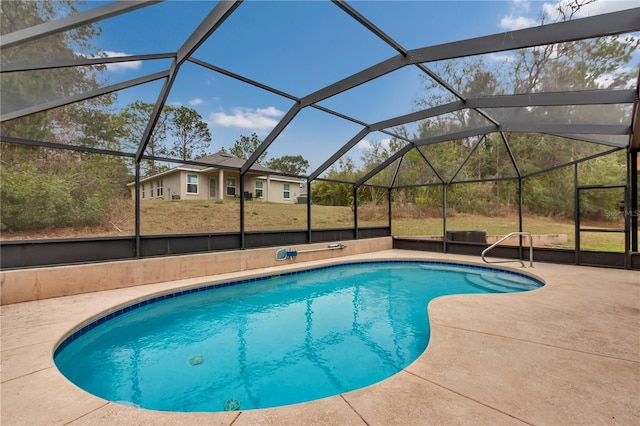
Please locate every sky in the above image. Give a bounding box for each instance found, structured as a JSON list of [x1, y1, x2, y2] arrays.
[[71, 0, 638, 174]]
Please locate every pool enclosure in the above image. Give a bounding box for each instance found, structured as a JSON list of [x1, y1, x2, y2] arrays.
[[1, 1, 639, 269]]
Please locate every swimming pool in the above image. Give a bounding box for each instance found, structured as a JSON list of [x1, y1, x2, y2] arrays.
[[54, 260, 543, 412]]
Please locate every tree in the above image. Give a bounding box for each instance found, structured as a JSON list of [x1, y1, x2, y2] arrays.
[[311, 158, 358, 206], [0, 0, 133, 233], [407, 0, 636, 219], [75, 108, 124, 151], [509, 0, 638, 94], [120, 101, 174, 176], [1, 0, 108, 141], [169, 106, 212, 161], [226, 132, 267, 163], [357, 137, 405, 205], [265, 155, 310, 175], [0, 147, 133, 232]]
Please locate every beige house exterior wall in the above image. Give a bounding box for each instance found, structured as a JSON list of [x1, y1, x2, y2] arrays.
[[160, 173, 182, 200], [129, 171, 183, 201], [179, 170, 206, 200], [131, 169, 305, 203], [265, 177, 304, 204]]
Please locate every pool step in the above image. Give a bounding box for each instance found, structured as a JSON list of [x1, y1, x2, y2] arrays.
[[465, 274, 527, 293], [420, 264, 540, 293], [419, 264, 483, 275], [483, 273, 540, 291]]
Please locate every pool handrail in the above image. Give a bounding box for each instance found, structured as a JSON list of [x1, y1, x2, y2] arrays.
[[481, 232, 534, 268]]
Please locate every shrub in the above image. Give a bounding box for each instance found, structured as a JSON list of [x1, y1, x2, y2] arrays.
[[1, 164, 77, 231]]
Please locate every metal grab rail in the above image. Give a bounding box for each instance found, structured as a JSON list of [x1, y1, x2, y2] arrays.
[[481, 232, 534, 268], [276, 243, 346, 260]]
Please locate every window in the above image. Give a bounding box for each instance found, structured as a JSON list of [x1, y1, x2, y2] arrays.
[[255, 181, 263, 198], [226, 178, 236, 196], [156, 179, 163, 197], [187, 174, 198, 194], [283, 183, 290, 199], [149, 181, 154, 198], [142, 183, 145, 199]]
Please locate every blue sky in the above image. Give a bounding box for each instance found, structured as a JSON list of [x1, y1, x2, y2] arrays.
[[79, 0, 637, 173]]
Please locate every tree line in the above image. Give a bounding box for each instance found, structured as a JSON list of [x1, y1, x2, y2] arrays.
[[311, 132, 626, 221], [1, 0, 635, 233], [1, 1, 312, 232], [311, 0, 635, 221]]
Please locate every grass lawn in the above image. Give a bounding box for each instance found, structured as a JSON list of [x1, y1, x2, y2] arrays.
[[1, 200, 632, 252], [392, 213, 630, 252]]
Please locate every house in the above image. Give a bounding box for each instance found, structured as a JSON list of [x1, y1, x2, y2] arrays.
[[127, 152, 306, 204]]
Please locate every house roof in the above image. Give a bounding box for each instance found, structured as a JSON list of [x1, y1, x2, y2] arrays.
[[187, 152, 275, 173]]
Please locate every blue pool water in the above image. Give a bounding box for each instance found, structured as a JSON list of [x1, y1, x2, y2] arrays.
[[54, 261, 542, 412]]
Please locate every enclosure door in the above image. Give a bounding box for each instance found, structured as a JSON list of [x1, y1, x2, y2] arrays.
[[576, 184, 628, 266]]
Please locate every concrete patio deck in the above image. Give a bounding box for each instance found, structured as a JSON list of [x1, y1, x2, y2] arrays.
[[1, 250, 639, 425]]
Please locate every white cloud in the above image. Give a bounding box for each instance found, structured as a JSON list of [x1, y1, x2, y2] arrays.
[[594, 73, 616, 88], [488, 52, 518, 63], [169, 101, 182, 106], [356, 138, 391, 150], [102, 51, 142, 72], [512, 0, 530, 11], [499, 0, 636, 31], [188, 98, 203, 106], [499, 0, 537, 30], [256, 106, 284, 117], [541, 2, 559, 18], [357, 139, 373, 150], [594, 66, 637, 89], [210, 106, 285, 130], [499, 15, 538, 30], [543, 0, 638, 19]]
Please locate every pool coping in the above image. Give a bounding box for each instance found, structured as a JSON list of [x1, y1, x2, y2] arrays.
[[2, 249, 639, 425]]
